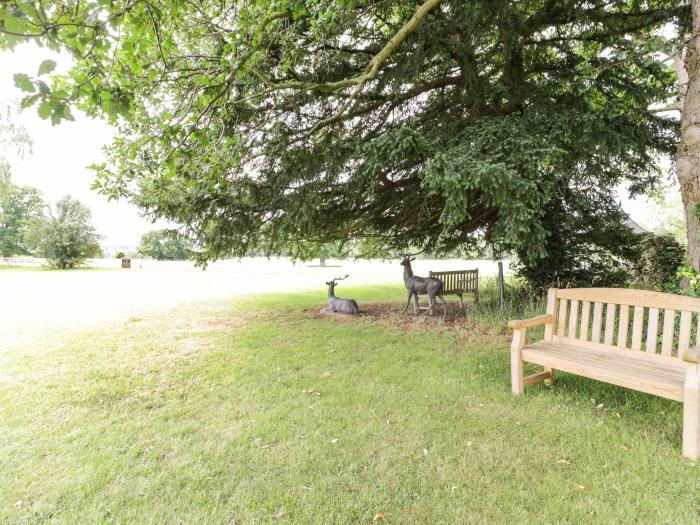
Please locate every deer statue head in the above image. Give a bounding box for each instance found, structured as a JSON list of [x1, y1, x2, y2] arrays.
[[400, 255, 415, 268], [325, 274, 349, 295]]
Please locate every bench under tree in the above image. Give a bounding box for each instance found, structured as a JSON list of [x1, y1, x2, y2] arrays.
[[428, 269, 479, 311], [509, 287, 700, 460]]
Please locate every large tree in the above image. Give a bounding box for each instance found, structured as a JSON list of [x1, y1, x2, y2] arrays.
[[0, 1, 688, 279], [25, 195, 102, 268], [678, 0, 700, 270], [0, 182, 45, 256]]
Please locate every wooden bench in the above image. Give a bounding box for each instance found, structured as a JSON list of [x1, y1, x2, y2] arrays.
[[428, 269, 479, 310], [508, 287, 700, 460]]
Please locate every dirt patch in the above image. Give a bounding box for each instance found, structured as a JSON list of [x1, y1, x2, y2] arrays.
[[303, 302, 474, 328]]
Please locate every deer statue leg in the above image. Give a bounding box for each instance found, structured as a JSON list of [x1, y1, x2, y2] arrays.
[[458, 293, 464, 312], [402, 289, 413, 314], [413, 292, 420, 315], [427, 294, 435, 316]]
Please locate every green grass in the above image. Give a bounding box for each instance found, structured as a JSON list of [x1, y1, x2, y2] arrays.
[[1, 285, 699, 524], [0, 265, 113, 271]]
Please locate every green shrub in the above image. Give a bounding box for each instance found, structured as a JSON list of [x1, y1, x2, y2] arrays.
[[631, 233, 684, 290]]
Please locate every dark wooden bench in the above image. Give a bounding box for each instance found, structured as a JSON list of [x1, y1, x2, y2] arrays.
[[428, 269, 479, 310]]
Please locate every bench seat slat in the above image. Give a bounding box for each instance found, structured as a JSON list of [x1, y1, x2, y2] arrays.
[[521, 341, 687, 401]]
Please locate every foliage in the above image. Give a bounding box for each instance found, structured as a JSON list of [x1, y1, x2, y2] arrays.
[[632, 233, 684, 290], [299, 240, 350, 266], [0, 182, 44, 256], [667, 264, 700, 297], [0, 101, 32, 186], [0, 1, 688, 274], [514, 185, 643, 289], [642, 182, 687, 244], [25, 196, 102, 268], [114, 251, 125, 259], [138, 229, 193, 260]]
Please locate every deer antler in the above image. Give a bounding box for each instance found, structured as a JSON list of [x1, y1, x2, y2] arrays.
[[402, 249, 425, 260], [333, 274, 350, 281]]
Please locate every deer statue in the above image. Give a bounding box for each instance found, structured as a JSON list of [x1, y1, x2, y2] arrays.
[[325, 274, 359, 315], [401, 255, 447, 318]]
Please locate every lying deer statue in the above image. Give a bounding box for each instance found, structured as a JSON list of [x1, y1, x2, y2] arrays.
[[325, 274, 359, 315], [401, 256, 447, 318]]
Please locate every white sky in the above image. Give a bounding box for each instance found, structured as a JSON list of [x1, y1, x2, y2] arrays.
[[0, 43, 679, 250], [0, 43, 163, 249]]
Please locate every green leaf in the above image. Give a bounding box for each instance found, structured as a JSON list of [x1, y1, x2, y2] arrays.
[[13, 73, 35, 93], [37, 100, 52, 119], [37, 59, 57, 75], [20, 94, 40, 108]]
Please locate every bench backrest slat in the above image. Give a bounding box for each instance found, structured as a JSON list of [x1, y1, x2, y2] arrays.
[[617, 305, 629, 348], [662, 309, 675, 356], [646, 308, 659, 353], [631, 306, 644, 351], [591, 302, 603, 343], [567, 299, 579, 339], [428, 269, 479, 295], [580, 301, 591, 341], [604, 303, 616, 346], [680, 311, 692, 354], [550, 288, 700, 360]]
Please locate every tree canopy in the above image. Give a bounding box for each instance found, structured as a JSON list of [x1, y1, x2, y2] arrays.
[[0, 1, 689, 279], [25, 195, 102, 268], [138, 229, 193, 260]]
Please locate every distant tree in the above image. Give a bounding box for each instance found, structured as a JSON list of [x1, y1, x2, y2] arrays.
[[0, 183, 44, 256], [115, 251, 126, 259], [299, 241, 350, 267], [25, 196, 102, 269], [138, 230, 193, 260]]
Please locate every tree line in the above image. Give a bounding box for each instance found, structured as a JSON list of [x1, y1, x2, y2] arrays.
[[0, 181, 102, 268]]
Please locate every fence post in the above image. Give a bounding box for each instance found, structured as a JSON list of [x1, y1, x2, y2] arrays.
[[498, 261, 505, 308]]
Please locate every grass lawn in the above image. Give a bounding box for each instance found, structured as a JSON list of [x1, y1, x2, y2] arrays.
[[2, 285, 699, 524]]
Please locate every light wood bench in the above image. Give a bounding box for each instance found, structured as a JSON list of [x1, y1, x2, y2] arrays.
[[508, 287, 700, 460], [428, 269, 479, 310]]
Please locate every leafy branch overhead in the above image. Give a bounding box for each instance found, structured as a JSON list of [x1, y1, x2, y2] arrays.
[[0, 1, 689, 276]]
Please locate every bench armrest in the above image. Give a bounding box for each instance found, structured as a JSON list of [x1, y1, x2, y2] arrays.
[[684, 348, 699, 364], [508, 314, 553, 330]]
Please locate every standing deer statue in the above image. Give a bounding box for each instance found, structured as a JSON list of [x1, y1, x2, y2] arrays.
[[325, 274, 359, 315], [401, 256, 447, 318]]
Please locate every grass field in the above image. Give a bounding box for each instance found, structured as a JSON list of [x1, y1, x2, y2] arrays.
[[2, 285, 699, 524]]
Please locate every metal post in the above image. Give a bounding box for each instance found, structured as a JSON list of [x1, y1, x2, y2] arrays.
[[498, 261, 505, 308]]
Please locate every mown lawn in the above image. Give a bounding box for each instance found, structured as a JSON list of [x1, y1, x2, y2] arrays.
[[1, 285, 699, 524]]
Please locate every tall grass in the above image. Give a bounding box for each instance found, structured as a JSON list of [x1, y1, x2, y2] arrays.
[[468, 276, 547, 336]]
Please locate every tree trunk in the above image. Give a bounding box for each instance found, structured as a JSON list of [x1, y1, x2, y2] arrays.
[[319, 257, 326, 267], [678, 0, 700, 271]]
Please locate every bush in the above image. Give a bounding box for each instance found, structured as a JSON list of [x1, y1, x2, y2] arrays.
[[115, 251, 126, 259], [631, 233, 684, 290]]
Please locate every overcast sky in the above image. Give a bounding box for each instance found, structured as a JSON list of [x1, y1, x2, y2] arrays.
[[0, 43, 163, 249], [0, 42, 675, 251]]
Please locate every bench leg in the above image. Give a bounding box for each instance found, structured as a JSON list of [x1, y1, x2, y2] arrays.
[[511, 328, 525, 395], [544, 367, 555, 385], [683, 365, 700, 460]]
